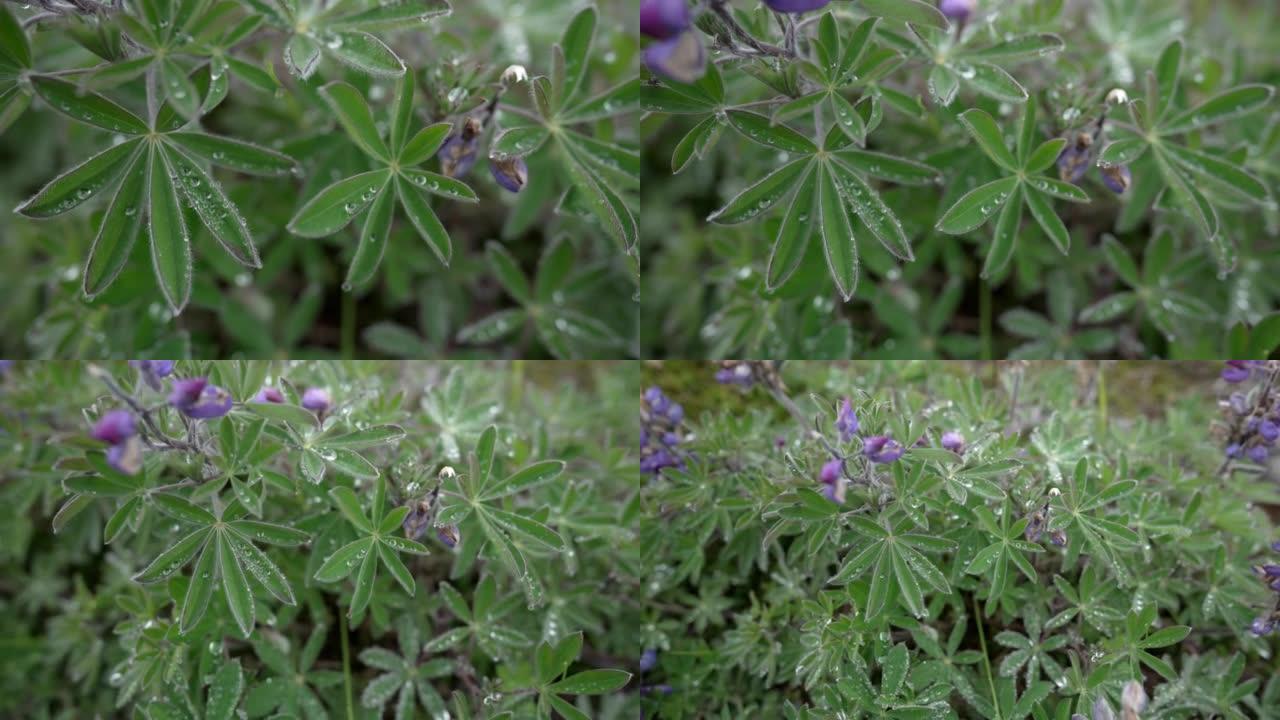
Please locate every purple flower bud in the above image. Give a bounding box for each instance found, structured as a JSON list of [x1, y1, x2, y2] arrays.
[[169, 378, 234, 419], [436, 525, 460, 548], [302, 388, 331, 414], [1091, 697, 1116, 720], [1222, 360, 1253, 383], [819, 457, 843, 484], [667, 402, 684, 424], [643, 31, 706, 84], [835, 398, 859, 443], [863, 435, 904, 464], [938, 0, 975, 22], [131, 360, 176, 390], [644, 386, 669, 413], [490, 156, 528, 193], [402, 503, 432, 541], [1249, 617, 1275, 636], [1262, 420, 1279, 443], [941, 431, 965, 454], [1049, 528, 1068, 547], [1257, 564, 1280, 579], [640, 0, 691, 40], [92, 409, 136, 446], [1120, 682, 1148, 717], [107, 437, 143, 476], [821, 482, 844, 504], [1056, 134, 1092, 183], [661, 432, 679, 446], [1273, 540, 1280, 552], [438, 117, 482, 178], [1226, 443, 1242, 459], [1248, 445, 1269, 463], [1024, 510, 1045, 543], [764, 0, 830, 12], [255, 387, 285, 403], [1100, 164, 1131, 194], [639, 647, 658, 672]]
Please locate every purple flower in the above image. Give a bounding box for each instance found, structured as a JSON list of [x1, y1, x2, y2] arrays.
[[91, 409, 136, 446], [835, 398, 859, 442], [938, 0, 975, 22], [643, 31, 706, 84], [1261, 420, 1279, 443], [169, 377, 234, 419], [1056, 135, 1092, 183], [302, 388, 331, 414], [402, 502, 432, 541], [1100, 164, 1131, 194], [490, 156, 528, 193], [1247, 445, 1269, 463], [1049, 528, 1068, 547], [1226, 443, 1242, 459], [642, 386, 686, 475], [438, 117, 481, 178], [819, 457, 843, 484], [1024, 510, 1046, 543], [1222, 360, 1254, 383], [1272, 540, 1280, 553], [130, 360, 175, 390], [764, 0, 830, 12], [714, 362, 755, 388], [107, 440, 143, 475], [436, 525, 460, 548], [639, 647, 658, 672], [255, 387, 285, 403], [941, 431, 965, 454], [863, 435, 904, 464], [640, 0, 690, 40], [1249, 617, 1275, 636], [821, 482, 844, 504]]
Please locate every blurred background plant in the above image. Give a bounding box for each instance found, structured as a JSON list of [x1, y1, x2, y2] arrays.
[[637, 360, 1280, 717], [0, 0, 638, 358], [640, 0, 1280, 359], [0, 360, 640, 718]]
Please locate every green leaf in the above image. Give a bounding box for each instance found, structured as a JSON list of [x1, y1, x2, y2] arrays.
[[245, 402, 317, 427], [395, 176, 451, 264], [1140, 625, 1191, 648], [314, 537, 374, 583], [832, 148, 940, 185], [348, 542, 378, 618], [866, 548, 891, 620], [458, 309, 526, 345], [1154, 40, 1183, 118], [180, 540, 218, 632], [31, 76, 148, 134], [323, 31, 405, 77], [936, 176, 1018, 234], [833, 163, 913, 261], [0, 6, 31, 67], [983, 185, 1022, 278], [1024, 188, 1069, 253], [224, 530, 295, 605], [343, 181, 395, 289], [928, 64, 959, 106], [400, 122, 452, 166], [960, 108, 1017, 171], [726, 110, 817, 154], [548, 669, 631, 695], [327, 448, 380, 480], [767, 164, 817, 291], [565, 78, 639, 122], [671, 114, 722, 174], [557, 6, 596, 105], [535, 238, 574, 302], [1164, 143, 1270, 202], [559, 142, 637, 250], [965, 34, 1064, 62], [860, 0, 947, 29], [289, 169, 391, 237], [328, 0, 450, 31], [400, 168, 478, 202], [167, 132, 297, 176], [322, 81, 390, 161], [1164, 84, 1273, 133], [817, 163, 858, 301], [323, 425, 406, 449], [147, 145, 193, 313], [1028, 176, 1089, 202], [893, 547, 926, 617], [881, 643, 909, 695], [1097, 137, 1148, 167], [706, 158, 809, 225], [63, 472, 135, 496], [491, 125, 549, 160], [206, 659, 243, 720], [376, 541, 415, 595], [160, 59, 199, 121], [154, 493, 217, 525], [487, 508, 564, 551], [1025, 138, 1068, 173], [229, 520, 310, 547], [484, 243, 531, 304], [830, 92, 866, 144], [164, 143, 260, 268], [962, 62, 1028, 103], [134, 528, 211, 583], [217, 533, 254, 636], [330, 486, 373, 532], [285, 34, 322, 79], [16, 139, 141, 218]]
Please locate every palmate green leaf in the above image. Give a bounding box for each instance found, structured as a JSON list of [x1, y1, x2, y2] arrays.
[[163, 143, 261, 268], [288, 168, 391, 237], [322, 81, 390, 161], [15, 139, 141, 218], [224, 529, 296, 605], [1163, 143, 1269, 202], [831, 161, 913, 261], [818, 163, 857, 301], [707, 158, 809, 225], [766, 163, 817, 291], [486, 508, 565, 551], [396, 176, 452, 264], [133, 527, 212, 583], [147, 144, 193, 313], [959, 108, 1017, 171], [831, 148, 940, 186], [964, 33, 1064, 63], [30, 76, 149, 134], [343, 182, 395, 289], [182, 538, 219, 632], [559, 141, 637, 251], [167, 132, 298, 176], [936, 175, 1017, 234], [82, 146, 144, 297], [314, 537, 374, 583], [322, 31, 405, 77]]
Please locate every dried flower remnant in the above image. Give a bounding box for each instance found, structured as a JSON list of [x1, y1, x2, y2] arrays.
[[489, 156, 528, 193], [438, 117, 482, 179], [1100, 164, 1131, 194], [168, 377, 233, 419], [435, 525, 460, 548]]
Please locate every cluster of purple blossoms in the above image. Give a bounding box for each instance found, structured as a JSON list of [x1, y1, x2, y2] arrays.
[[835, 398, 859, 442], [640, 0, 705, 84], [641, 387, 685, 475], [169, 377, 233, 419], [436, 115, 529, 195], [1248, 540, 1280, 636], [129, 360, 174, 390], [92, 409, 142, 475], [1220, 362, 1280, 464]]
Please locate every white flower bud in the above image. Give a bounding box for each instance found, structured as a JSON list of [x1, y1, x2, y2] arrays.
[[1106, 88, 1129, 106], [1049, 487, 1061, 497], [501, 64, 528, 86], [439, 465, 457, 479]]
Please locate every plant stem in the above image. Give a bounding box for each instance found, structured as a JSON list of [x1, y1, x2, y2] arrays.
[[341, 291, 355, 360], [980, 279, 993, 360], [972, 594, 1002, 720], [340, 612, 354, 720]]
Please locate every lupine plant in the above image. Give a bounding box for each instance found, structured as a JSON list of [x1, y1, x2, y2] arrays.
[[0, 0, 637, 358], [0, 360, 638, 718], [638, 360, 1280, 718], [640, 0, 1280, 359]]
